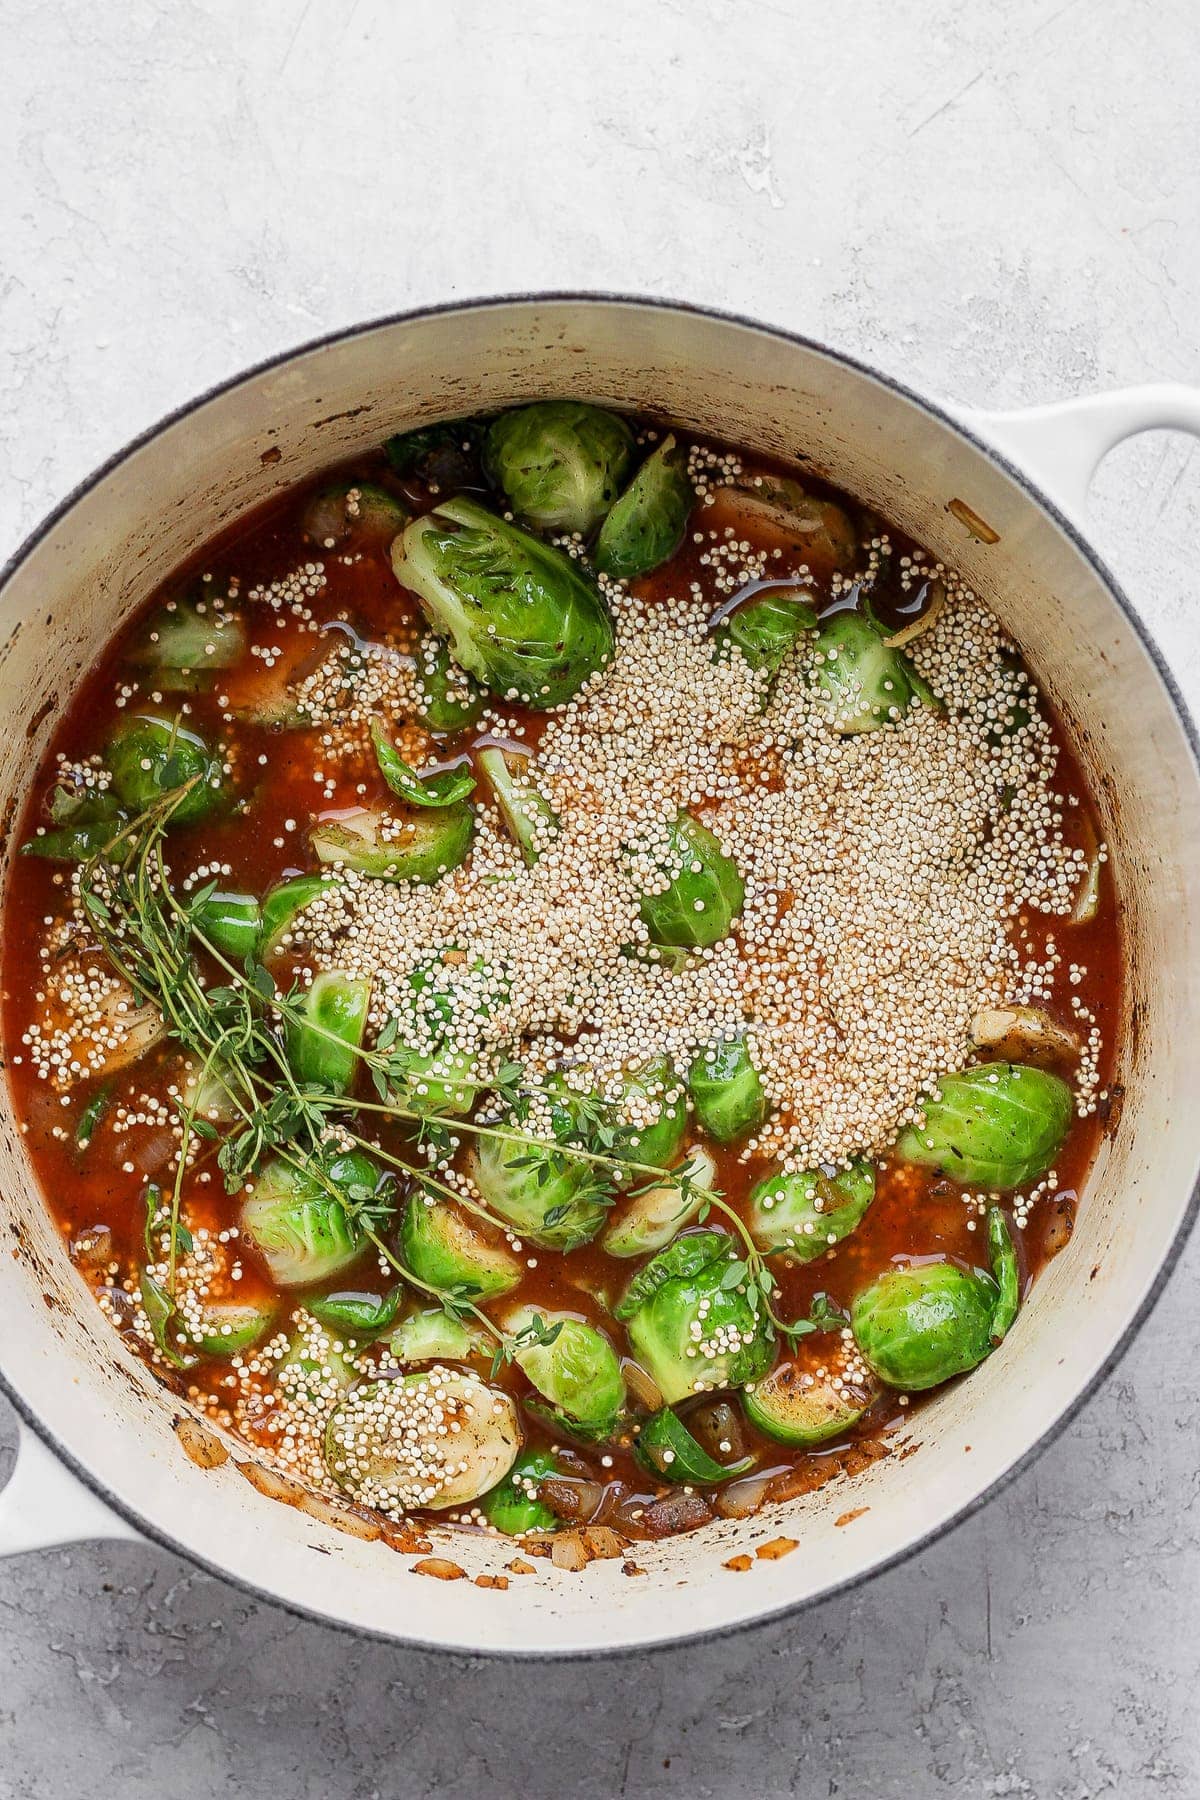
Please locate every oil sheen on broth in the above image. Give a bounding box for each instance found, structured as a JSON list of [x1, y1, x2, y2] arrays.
[[2, 404, 1121, 1554]]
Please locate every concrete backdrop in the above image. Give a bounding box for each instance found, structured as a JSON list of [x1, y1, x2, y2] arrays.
[[1, 1, 1198, 1793]]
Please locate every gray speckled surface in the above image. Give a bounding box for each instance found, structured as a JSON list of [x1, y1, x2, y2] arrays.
[[2, 1, 1199, 1793]]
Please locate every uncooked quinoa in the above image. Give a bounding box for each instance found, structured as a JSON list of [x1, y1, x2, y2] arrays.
[[2, 402, 1119, 1554]]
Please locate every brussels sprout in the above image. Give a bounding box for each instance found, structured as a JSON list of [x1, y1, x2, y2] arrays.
[[139, 1269, 195, 1370], [601, 1146, 715, 1258], [743, 1349, 879, 1447], [851, 1206, 1019, 1391], [594, 435, 693, 580], [106, 715, 230, 824], [748, 1159, 876, 1261], [970, 1005, 1080, 1069], [388, 1304, 488, 1364], [612, 1056, 688, 1175], [506, 1306, 626, 1433], [635, 1405, 753, 1483], [398, 1194, 522, 1301], [228, 633, 358, 730], [129, 587, 246, 690], [712, 588, 818, 675], [21, 784, 128, 862], [324, 1367, 521, 1510], [261, 872, 336, 959], [180, 1055, 241, 1126], [708, 475, 857, 572], [370, 718, 475, 808], [392, 497, 615, 708], [895, 1062, 1073, 1191], [310, 803, 474, 884], [240, 1148, 391, 1288], [476, 746, 559, 867], [307, 1285, 404, 1340], [301, 482, 409, 549], [384, 419, 485, 489], [277, 1324, 359, 1408], [286, 971, 371, 1095], [385, 950, 506, 1116], [466, 1083, 615, 1250], [188, 1298, 278, 1359], [191, 889, 261, 963], [481, 1450, 558, 1535], [687, 1035, 768, 1144], [634, 811, 745, 949], [484, 400, 635, 535], [413, 633, 488, 733], [813, 611, 939, 735], [614, 1230, 774, 1404]]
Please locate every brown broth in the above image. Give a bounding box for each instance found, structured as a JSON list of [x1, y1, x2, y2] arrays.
[[0, 420, 1123, 1543]]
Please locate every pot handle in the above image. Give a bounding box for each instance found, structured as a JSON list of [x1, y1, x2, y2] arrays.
[[964, 384, 1200, 518], [0, 1419, 142, 1556]]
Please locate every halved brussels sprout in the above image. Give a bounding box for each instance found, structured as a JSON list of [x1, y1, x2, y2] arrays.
[[895, 1062, 1073, 1191], [601, 1146, 715, 1258], [687, 1035, 768, 1144], [476, 746, 560, 867], [813, 611, 939, 735], [743, 1348, 878, 1447], [106, 715, 230, 824], [594, 435, 692, 580], [138, 1269, 195, 1370], [129, 587, 246, 690], [387, 1304, 488, 1364], [712, 588, 817, 675], [310, 803, 474, 885], [970, 1006, 1080, 1068], [392, 498, 615, 708], [481, 1449, 558, 1535], [285, 970, 371, 1095], [708, 475, 857, 572], [635, 1404, 753, 1483], [748, 1159, 876, 1261], [466, 1082, 615, 1251], [301, 481, 409, 549], [260, 873, 336, 959], [21, 784, 128, 862], [505, 1305, 625, 1434], [370, 719, 476, 808], [240, 1148, 391, 1288], [188, 1298, 278, 1359], [612, 1055, 687, 1175], [851, 1206, 1019, 1391], [413, 632, 488, 733], [324, 1367, 521, 1511], [633, 811, 745, 949], [385, 949, 506, 1116], [484, 401, 635, 534], [306, 1285, 404, 1341], [191, 889, 261, 963], [614, 1230, 774, 1404], [398, 1195, 522, 1301]]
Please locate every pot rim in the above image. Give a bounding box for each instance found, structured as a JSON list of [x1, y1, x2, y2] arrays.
[[1, 289, 1198, 1660]]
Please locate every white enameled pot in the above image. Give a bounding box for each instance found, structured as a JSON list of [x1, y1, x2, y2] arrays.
[[0, 297, 1198, 1658]]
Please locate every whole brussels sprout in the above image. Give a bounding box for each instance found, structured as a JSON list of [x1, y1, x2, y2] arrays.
[[301, 481, 409, 549], [748, 1159, 876, 1261], [813, 611, 939, 735], [851, 1206, 1020, 1390], [484, 400, 635, 534], [633, 811, 745, 949], [106, 715, 230, 824], [895, 1062, 1073, 1191], [393, 497, 615, 708], [614, 1229, 775, 1404], [240, 1148, 393, 1288], [594, 435, 693, 580]]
